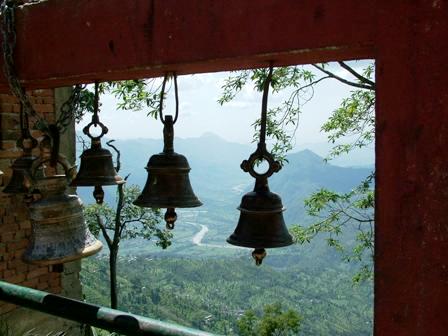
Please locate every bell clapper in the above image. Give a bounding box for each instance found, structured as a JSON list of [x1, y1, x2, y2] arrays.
[[252, 248, 267, 266], [165, 208, 177, 230], [93, 185, 105, 205]]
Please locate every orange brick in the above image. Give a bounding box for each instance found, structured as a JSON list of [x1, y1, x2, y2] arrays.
[[31, 89, 53, 97], [0, 140, 16, 150], [18, 221, 32, 230], [27, 267, 48, 280], [0, 94, 18, 104], [4, 272, 25, 284], [14, 248, 26, 259], [42, 97, 55, 105], [0, 232, 14, 243], [38, 273, 51, 284], [49, 285, 62, 294], [36, 282, 48, 291], [7, 239, 28, 251], [11, 104, 20, 113], [48, 275, 60, 287], [0, 104, 15, 113], [22, 278, 39, 288], [34, 104, 53, 114]]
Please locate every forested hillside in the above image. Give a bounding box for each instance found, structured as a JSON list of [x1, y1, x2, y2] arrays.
[[79, 134, 373, 335], [82, 256, 372, 335]]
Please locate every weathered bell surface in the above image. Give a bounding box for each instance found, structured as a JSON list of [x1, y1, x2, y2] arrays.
[[71, 141, 124, 187], [227, 188, 293, 250], [133, 151, 202, 209], [134, 115, 202, 229], [24, 170, 102, 265], [3, 153, 36, 194]]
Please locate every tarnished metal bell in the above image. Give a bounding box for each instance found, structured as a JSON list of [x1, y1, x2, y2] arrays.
[[227, 65, 293, 266], [23, 156, 102, 266], [227, 179, 293, 264], [134, 115, 202, 229], [3, 136, 38, 194], [71, 140, 124, 187], [3, 154, 36, 194], [70, 82, 124, 204]]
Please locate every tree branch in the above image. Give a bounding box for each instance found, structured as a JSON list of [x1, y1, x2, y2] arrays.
[[96, 214, 112, 249], [312, 64, 374, 90], [337, 61, 375, 88], [106, 139, 121, 173]]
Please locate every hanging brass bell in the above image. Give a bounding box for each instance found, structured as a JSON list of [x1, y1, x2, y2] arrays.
[[71, 139, 124, 188], [70, 82, 124, 204], [3, 136, 38, 194], [134, 115, 202, 229], [23, 156, 102, 265], [3, 154, 36, 194], [227, 66, 293, 265], [227, 178, 293, 265], [134, 74, 201, 229]]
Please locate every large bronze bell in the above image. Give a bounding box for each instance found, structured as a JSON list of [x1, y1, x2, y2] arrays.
[[227, 144, 293, 265], [70, 82, 124, 204], [23, 156, 102, 265], [227, 65, 293, 265], [134, 74, 201, 229], [134, 116, 202, 229]]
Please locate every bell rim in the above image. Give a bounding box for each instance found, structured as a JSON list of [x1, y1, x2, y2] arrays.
[[70, 177, 126, 187], [226, 235, 294, 249], [237, 206, 286, 214], [133, 199, 203, 208], [22, 240, 103, 266]]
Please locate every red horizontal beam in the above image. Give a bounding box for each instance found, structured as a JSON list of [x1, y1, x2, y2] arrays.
[[0, 0, 376, 91]]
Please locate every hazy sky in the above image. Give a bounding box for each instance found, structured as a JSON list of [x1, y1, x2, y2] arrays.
[[77, 61, 372, 149]]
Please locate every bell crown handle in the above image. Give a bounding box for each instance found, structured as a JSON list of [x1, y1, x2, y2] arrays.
[[29, 155, 77, 183]]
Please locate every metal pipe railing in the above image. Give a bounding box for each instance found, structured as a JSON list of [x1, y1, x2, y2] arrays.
[[0, 281, 218, 336]]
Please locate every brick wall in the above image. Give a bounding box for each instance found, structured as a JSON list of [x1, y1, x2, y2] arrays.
[[0, 89, 87, 335], [0, 90, 62, 316]]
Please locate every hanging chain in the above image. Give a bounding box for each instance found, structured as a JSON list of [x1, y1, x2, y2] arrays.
[[158, 73, 179, 124], [1, 1, 84, 138], [56, 83, 85, 134]]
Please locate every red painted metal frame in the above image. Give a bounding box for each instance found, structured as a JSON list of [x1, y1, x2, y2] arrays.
[[1, 0, 448, 335]]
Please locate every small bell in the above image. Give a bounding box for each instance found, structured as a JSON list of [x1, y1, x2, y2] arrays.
[[23, 156, 102, 265], [70, 139, 125, 199], [227, 65, 293, 265], [134, 74, 202, 229], [70, 82, 124, 204], [3, 154, 36, 194], [3, 109, 38, 194]]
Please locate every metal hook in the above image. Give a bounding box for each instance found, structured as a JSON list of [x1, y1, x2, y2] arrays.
[[159, 73, 179, 125]]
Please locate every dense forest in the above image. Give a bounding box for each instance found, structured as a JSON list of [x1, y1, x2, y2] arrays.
[[81, 255, 372, 335]]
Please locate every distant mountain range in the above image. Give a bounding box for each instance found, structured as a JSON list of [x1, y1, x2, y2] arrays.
[[75, 132, 373, 267]]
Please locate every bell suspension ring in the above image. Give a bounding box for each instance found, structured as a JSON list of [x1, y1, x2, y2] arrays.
[[70, 82, 124, 204], [226, 65, 293, 265]]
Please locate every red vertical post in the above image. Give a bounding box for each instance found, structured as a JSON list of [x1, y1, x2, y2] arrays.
[[375, 1, 448, 335]]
